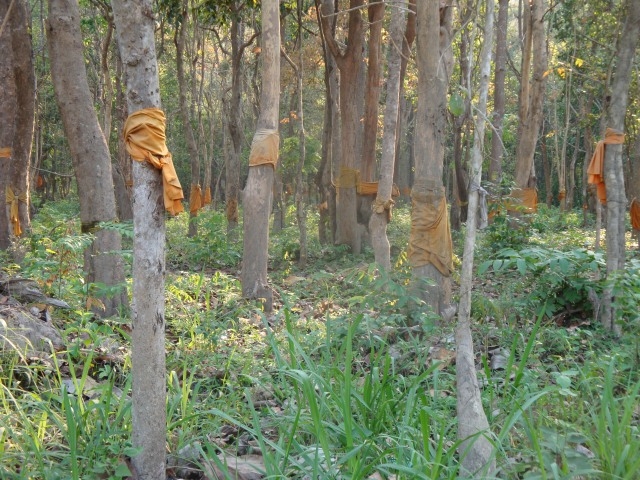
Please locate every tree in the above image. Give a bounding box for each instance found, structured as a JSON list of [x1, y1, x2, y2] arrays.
[[1, 0, 35, 250], [370, 0, 407, 271], [456, 0, 495, 474], [514, 0, 547, 193], [488, 0, 509, 184], [0, 0, 17, 250], [409, 1, 454, 315], [600, 0, 640, 333], [241, 0, 279, 311], [316, 0, 366, 254], [175, 0, 202, 238], [112, 0, 184, 476], [47, 0, 128, 317]]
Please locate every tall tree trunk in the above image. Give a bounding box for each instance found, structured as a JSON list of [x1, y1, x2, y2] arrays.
[[456, 1, 495, 474], [0, 0, 17, 250], [241, 0, 280, 312], [409, 1, 454, 315], [315, 0, 340, 245], [294, 2, 308, 268], [114, 48, 134, 221], [47, 0, 128, 317], [370, 0, 407, 271], [6, 0, 35, 246], [317, 0, 366, 254], [489, 0, 509, 184], [176, 0, 201, 238], [514, 0, 547, 189], [600, 0, 640, 333], [112, 0, 173, 475], [226, 13, 244, 240]]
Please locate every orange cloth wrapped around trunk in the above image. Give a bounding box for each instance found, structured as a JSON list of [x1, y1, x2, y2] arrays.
[[0, 147, 11, 158], [631, 198, 640, 231], [507, 187, 538, 214], [408, 187, 453, 276], [6, 186, 27, 236], [189, 184, 203, 214], [203, 187, 212, 205], [123, 108, 184, 215], [249, 129, 279, 168], [587, 128, 625, 204]]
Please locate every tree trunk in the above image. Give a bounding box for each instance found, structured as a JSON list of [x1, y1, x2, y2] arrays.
[[241, 0, 279, 312], [370, 0, 407, 272], [489, 0, 509, 184], [5, 0, 35, 247], [47, 0, 129, 318], [175, 1, 201, 238], [409, 2, 454, 315], [456, 0, 495, 475], [0, 0, 16, 250], [317, 0, 366, 254], [294, 2, 308, 269], [226, 13, 244, 240], [600, 0, 640, 333], [514, 0, 547, 189], [112, 0, 170, 476], [114, 48, 134, 221]]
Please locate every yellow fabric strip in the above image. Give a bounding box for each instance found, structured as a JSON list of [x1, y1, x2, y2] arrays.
[[587, 128, 624, 204], [631, 198, 640, 231], [249, 129, 279, 168], [336, 167, 359, 188], [123, 108, 184, 215], [5, 186, 27, 237], [372, 198, 395, 222], [189, 184, 202, 214], [357, 181, 378, 195], [408, 188, 453, 276], [203, 186, 212, 206], [0, 147, 11, 158], [507, 187, 538, 214]]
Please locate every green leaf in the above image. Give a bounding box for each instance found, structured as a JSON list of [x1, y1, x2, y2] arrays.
[[448, 93, 465, 116], [478, 260, 492, 275], [114, 463, 132, 478], [516, 258, 527, 275]]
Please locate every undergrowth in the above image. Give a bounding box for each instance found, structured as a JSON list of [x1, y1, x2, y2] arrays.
[[0, 201, 638, 478]]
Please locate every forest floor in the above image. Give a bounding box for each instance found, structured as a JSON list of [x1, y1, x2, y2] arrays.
[[0, 199, 639, 479]]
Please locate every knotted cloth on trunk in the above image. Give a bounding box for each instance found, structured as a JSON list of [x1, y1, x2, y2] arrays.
[[249, 129, 279, 168], [189, 184, 202, 214], [372, 198, 395, 222], [507, 187, 538, 214], [336, 167, 359, 188], [0, 147, 11, 158], [6, 186, 27, 236], [203, 187, 212, 205], [123, 108, 184, 215], [408, 185, 453, 276], [631, 198, 640, 231], [587, 128, 625, 204]]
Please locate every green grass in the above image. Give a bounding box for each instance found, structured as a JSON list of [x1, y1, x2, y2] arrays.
[[0, 200, 638, 478]]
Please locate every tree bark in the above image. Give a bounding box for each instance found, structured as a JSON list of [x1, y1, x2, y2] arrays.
[[489, 0, 509, 184], [4, 0, 35, 247], [370, 0, 407, 272], [316, 0, 366, 254], [112, 0, 168, 476], [175, 0, 201, 238], [409, 1, 454, 315], [601, 0, 640, 333], [514, 0, 547, 189], [0, 0, 17, 250], [47, 0, 129, 318], [241, 0, 280, 312], [456, 0, 495, 475]]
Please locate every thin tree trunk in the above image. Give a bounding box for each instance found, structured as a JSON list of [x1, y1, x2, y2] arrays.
[[241, 0, 280, 312], [489, 0, 509, 184], [112, 0, 169, 475], [601, 0, 640, 333], [47, 0, 128, 317], [456, 1, 495, 474], [176, 1, 201, 238], [370, 0, 407, 271]]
